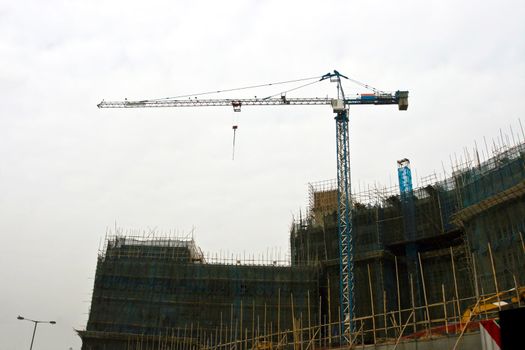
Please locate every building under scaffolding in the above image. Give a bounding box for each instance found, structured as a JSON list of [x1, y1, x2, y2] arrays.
[[79, 236, 320, 350], [79, 141, 525, 349], [291, 141, 525, 340]]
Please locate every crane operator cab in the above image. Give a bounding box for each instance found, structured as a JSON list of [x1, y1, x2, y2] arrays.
[[331, 99, 346, 113]]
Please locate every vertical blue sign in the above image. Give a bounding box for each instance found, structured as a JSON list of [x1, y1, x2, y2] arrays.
[[397, 158, 413, 194]]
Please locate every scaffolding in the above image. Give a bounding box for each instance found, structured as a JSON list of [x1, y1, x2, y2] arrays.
[[79, 250, 525, 350], [452, 141, 525, 295], [80, 137, 525, 350], [290, 139, 525, 341], [81, 235, 320, 350]]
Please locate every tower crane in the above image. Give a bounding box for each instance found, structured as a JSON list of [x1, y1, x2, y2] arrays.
[[98, 70, 408, 343]]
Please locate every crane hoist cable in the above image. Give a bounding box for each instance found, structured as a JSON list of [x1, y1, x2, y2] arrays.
[[232, 124, 238, 160]]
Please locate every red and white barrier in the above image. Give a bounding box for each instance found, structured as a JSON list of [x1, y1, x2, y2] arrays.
[[480, 319, 501, 350]]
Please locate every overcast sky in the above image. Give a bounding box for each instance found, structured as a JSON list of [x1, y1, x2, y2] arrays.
[[1, 0, 524, 348]]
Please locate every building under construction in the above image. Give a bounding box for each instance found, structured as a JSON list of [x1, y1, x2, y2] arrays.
[[79, 140, 525, 350]]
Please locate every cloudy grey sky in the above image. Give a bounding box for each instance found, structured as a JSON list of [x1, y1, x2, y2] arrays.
[[1, 0, 524, 348]]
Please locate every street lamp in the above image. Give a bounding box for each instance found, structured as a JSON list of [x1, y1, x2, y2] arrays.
[[17, 315, 56, 350]]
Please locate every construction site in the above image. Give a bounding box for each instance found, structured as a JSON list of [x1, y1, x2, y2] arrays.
[[79, 136, 525, 349], [78, 73, 524, 349]]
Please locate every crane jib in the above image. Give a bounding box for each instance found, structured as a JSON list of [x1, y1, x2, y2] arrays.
[[97, 91, 408, 110]]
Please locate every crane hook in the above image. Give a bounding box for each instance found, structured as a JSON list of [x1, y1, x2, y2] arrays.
[[232, 125, 238, 160]]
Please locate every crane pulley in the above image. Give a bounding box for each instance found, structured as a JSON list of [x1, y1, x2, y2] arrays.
[[98, 70, 408, 344]]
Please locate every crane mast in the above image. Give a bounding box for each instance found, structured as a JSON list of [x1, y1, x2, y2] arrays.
[[98, 71, 408, 344], [331, 72, 355, 338]]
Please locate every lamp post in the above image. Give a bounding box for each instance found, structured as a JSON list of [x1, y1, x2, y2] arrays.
[[17, 315, 56, 350]]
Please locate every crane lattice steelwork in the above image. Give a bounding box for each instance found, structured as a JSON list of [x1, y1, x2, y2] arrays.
[[98, 70, 408, 343]]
